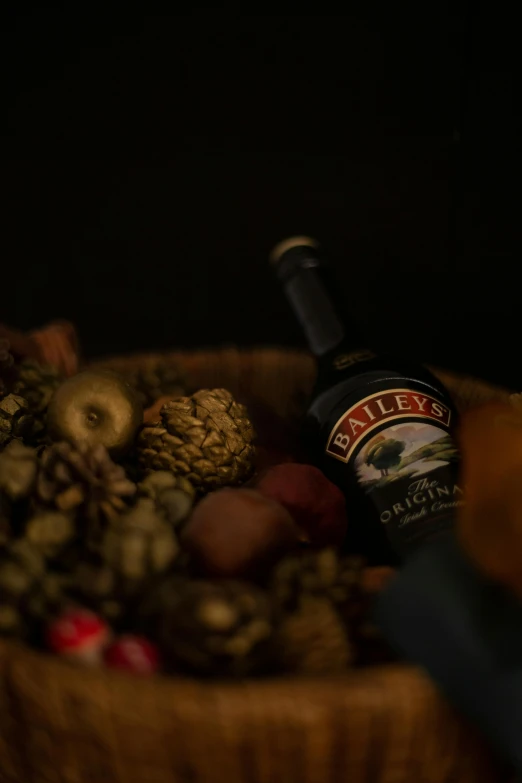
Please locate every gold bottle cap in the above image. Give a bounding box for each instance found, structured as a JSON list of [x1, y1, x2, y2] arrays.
[[269, 236, 319, 265]]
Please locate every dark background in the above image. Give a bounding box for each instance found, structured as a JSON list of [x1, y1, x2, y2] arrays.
[[2, 8, 519, 386]]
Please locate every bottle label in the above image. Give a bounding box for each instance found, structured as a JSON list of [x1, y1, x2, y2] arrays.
[[325, 388, 462, 554]]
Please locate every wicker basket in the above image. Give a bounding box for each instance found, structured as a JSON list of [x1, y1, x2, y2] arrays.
[[0, 348, 513, 783]]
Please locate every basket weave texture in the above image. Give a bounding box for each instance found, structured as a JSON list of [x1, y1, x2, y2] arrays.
[[0, 348, 512, 783]]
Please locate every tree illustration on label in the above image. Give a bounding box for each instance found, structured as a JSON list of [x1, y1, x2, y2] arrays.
[[364, 436, 406, 477], [355, 423, 460, 495]]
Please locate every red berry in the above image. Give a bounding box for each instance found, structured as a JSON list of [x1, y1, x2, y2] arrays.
[[104, 635, 160, 675], [47, 608, 110, 665], [255, 463, 348, 547]]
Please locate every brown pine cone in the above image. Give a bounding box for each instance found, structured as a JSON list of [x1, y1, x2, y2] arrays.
[[276, 595, 353, 674], [0, 394, 38, 451], [11, 359, 63, 443], [138, 577, 274, 676], [136, 388, 256, 493], [138, 470, 195, 530], [97, 497, 179, 585], [122, 359, 188, 409], [36, 442, 136, 541], [0, 539, 46, 637], [0, 339, 14, 398]]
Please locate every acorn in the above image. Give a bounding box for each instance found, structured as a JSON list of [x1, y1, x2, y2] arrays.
[[47, 370, 143, 458]]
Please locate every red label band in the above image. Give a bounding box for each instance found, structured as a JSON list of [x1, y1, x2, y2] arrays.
[[326, 388, 452, 463]]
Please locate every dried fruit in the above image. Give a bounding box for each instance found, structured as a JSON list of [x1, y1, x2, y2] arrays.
[[183, 488, 301, 579], [255, 463, 347, 547]]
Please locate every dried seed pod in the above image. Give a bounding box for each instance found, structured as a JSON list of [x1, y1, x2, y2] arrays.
[[98, 498, 179, 585]]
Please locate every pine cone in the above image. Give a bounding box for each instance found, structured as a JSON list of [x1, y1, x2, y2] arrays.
[[123, 359, 188, 409], [0, 339, 14, 399], [11, 359, 63, 443], [137, 388, 256, 493], [276, 595, 353, 674], [0, 394, 38, 451], [97, 497, 179, 585], [0, 539, 46, 636], [138, 577, 274, 676], [36, 442, 136, 541], [138, 470, 195, 530], [271, 549, 394, 666], [22, 570, 72, 644]]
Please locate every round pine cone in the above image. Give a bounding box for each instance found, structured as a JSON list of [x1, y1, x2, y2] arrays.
[[0, 540, 46, 637], [0, 394, 38, 452], [138, 470, 195, 530], [36, 442, 136, 542], [138, 577, 274, 677], [97, 497, 179, 586], [137, 388, 256, 493], [123, 359, 188, 409], [11, 359, 63, 442], [276, 595, 352, 674], [0, 339, 14, 398]]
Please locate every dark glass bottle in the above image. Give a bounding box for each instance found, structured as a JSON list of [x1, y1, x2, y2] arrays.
[[271, 237, 463, 564]]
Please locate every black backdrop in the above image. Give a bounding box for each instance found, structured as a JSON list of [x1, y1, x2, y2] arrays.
[[2, 9, 519, 386]]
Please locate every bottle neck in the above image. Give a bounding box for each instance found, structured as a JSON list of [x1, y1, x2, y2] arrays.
[[275, 244, 364, 360]]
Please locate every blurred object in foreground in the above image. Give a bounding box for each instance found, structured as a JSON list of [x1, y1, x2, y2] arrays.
[[457, 401, 522, 600], [377, 532, 522, 772]]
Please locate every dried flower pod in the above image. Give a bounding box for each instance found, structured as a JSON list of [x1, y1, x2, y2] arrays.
[[36, 441, 136, 542], [98, 498, 179, 585], [138, 470, 195, 530], [137, 388, 256, 493]]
